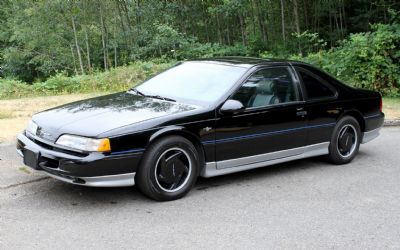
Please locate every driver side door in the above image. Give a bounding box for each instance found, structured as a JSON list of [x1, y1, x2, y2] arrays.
[[215, 66, 308, 169]]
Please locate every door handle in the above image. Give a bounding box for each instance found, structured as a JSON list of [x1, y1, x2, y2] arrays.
[[296, 110, 307, 116]]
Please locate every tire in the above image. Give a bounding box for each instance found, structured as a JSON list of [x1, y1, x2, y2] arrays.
[[136, 136, 199, 201], [328, 116, 361, 165]]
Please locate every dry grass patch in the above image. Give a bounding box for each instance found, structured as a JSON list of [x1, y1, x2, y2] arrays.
[[383, 98, 400, 120], [0, 111, 13, 119], [0, 93, 106, 143]]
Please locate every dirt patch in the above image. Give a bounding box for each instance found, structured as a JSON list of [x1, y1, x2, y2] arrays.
[[383, 101, 400, 120], [0, 111, 13, 119]]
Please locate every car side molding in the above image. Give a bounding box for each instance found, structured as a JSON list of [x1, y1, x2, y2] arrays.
[[201, 142, 329, 177]]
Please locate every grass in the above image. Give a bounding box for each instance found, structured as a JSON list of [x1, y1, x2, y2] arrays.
[[383, 97, 400, 120], [0, 93, 104, 143], [0, 111, 13, 119], [0, 61, 173, 99]]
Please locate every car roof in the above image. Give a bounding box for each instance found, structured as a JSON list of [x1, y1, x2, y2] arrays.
[[188, 56, 307, 68]]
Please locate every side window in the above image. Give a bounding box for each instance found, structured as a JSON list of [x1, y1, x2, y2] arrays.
[[297, 69, 336, 100], [231, 67, 298, 108]]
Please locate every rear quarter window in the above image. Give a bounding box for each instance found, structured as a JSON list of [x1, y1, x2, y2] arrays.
[[296, 67, 336, 100]]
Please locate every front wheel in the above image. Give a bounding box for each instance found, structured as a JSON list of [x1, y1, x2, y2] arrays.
[[328, 116, 361, 165], [136, 136, 199, 201]]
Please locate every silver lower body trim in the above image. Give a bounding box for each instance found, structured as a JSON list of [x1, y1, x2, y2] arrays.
[[16, 149, 24, 157], [362, 127, 381, 144], [44, 172, 136, 187], [217, 145, 305, 169], [201, 142, 329, 178]]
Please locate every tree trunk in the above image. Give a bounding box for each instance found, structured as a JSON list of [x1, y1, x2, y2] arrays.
[[84, 27, 91, 71], [342, 0, 347, 35], [71, 17, 84, 75], [280, 0, 285, 43], [329, 8, 333, 47], [256, 0, 267, 42], [226, 22, 231, 45], [100, 6, 108, 70], [302, 0, 309, 30], [239, 13, 246, 45], [293, 0, 300, 34], [202, 2, 210, 42], [69, 44, 77, 75], [116, 0, 129, 47], [114, 46, 117, 68], [114, 28, 117, 68], [216, 12, 223, 44]]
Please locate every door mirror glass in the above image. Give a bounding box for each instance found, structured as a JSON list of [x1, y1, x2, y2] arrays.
[[220, 99, 245, 113]]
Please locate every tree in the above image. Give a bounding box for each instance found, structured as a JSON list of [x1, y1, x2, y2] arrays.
[[0, 0, 399, 82]]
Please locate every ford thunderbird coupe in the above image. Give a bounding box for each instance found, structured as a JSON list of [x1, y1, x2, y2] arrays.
[[17, 57, 384, 201]]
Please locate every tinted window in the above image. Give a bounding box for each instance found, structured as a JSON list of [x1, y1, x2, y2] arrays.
[[135, 62, 247, 105], [232, 67, 298, 108], [301, 65, 349, 90], [298, 70, 335, 100]]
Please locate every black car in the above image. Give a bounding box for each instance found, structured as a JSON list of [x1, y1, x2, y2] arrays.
[[17, 57, 384, 201]]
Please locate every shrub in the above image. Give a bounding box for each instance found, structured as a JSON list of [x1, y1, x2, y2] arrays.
[[0, 61, 173, 99], [176, 42, 248, 59], [292, 21, 400, 96]]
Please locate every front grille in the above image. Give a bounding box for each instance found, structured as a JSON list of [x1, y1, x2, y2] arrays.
[[39, 156, 59, 168], [33, 138, 53, 150]]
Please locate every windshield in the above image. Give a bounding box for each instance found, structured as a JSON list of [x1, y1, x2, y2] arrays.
[[134, 62, 247, 105]]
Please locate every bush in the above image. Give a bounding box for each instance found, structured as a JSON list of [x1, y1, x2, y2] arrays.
[[176, 42, 249, 59], [0, 61, 173, 99], [292, 20, 400, 96]]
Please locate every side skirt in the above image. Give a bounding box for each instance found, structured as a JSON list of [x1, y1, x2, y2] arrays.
[[200, 142, 329, 178]]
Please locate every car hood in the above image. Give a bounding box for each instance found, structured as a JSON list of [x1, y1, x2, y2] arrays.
[[32, 92, 199, 142]]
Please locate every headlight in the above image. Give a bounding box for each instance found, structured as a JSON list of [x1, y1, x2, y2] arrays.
[[56, 135, 111, 152], [26, 120, 38, 135]]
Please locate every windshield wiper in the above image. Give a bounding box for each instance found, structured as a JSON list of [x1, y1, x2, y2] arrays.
[[146, 94, 176, 102], [129, 88, 176, 102], [129, 88, 146, 97]]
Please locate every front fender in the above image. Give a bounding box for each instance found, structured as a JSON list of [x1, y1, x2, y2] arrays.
[[149, 126, 202, 144]]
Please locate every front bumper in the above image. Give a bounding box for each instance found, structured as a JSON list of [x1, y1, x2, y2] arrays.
[[16, 133, 142, 187]]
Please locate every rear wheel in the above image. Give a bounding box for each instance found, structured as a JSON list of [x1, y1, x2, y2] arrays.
[[136, 136, 199, 201], [328, 116, 361, 164]]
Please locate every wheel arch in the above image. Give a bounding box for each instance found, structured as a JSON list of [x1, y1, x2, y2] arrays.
[[148, 126, 206, 171], [338, 109, 365, 132]]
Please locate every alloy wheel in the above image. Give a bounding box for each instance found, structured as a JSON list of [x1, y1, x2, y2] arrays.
[[154, 147, 192, 193]]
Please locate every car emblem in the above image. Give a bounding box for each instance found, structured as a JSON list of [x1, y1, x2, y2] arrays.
[[203, 127, 212, 132]]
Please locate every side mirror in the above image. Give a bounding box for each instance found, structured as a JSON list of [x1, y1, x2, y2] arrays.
[[220, 99, 245, 114]]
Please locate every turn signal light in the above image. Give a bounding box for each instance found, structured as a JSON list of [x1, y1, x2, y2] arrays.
[[97, 139, 111, 152]]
